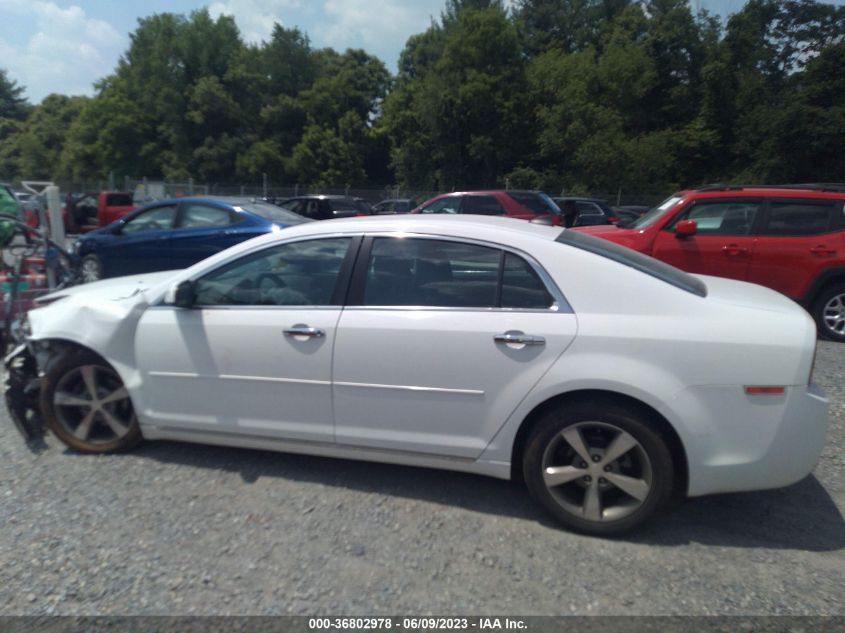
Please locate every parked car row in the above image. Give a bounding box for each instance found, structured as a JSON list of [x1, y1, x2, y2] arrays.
[[13, 182, 845, 348], [574, 184, 845, 342]]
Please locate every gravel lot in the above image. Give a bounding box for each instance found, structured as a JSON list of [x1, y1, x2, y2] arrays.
[[0, 342, 843, 616]]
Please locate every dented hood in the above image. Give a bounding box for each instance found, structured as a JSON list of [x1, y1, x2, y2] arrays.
[[35, 271, 179, 305], [27, 271, 180, 358]]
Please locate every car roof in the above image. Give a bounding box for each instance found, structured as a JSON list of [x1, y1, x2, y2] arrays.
[[243, 214, 564, 249], [436, 190, 545, 197], [678, 184, 845, 199], [138, 196, 238, 208], [554, 197, 607, 203], [282, 195, 357, 201]]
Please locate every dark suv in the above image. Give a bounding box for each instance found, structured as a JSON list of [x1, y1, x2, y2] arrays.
[[411, 190, 561, 223], [372, 198, 418, 214], [575, 184, 845, 341], [278, 195, 371, 220], [553, 197, 618, 226]]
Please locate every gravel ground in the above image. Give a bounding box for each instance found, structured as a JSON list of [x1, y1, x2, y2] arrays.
[[0, 342, 843, 616]]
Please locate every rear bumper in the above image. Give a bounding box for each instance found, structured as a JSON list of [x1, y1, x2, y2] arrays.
[[662, 382, 829, 497]]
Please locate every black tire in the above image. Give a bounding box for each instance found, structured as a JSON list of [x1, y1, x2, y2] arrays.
[[813, 283, 845, 342], [80, 254, 103, 283], [40, 349, 141, 453], [523, 399, 674, 535]]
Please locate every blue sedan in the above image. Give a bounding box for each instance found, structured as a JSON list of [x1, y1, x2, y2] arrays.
[[74, 197, 309, 282]]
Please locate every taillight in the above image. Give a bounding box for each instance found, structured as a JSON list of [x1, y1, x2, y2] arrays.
[[744, 386, 786, 395], [608, 216, 619, 224], [551, 214, 562, 226]]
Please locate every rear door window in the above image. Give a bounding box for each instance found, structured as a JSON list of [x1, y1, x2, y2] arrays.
[[419, 198, 460, 214], [760, 200, 837, 236], [121, 205, 178, 234], [360, 237, 556, 309], [460, 195, 506, 216], [179, 203, 236, 229]]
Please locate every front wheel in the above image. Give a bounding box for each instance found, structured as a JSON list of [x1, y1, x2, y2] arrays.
[[813, 283, 845, 342], [523, 401, 674, 535], [40, 349, 141, 453], [80, 254, 103, 283]]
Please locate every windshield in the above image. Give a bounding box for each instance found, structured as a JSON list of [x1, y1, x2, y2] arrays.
[[628, 196, 683, 230], [238, 202, 311, 225], [507, 192, 560, 215], [556, 229, 707, 297]]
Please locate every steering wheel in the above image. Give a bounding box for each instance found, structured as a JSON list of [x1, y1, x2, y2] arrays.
[[256, 272, 287, 290]]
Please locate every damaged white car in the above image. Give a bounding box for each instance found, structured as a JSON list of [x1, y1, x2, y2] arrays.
[[4, 215, 829, 535]]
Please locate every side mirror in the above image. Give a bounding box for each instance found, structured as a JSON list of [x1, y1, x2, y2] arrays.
[[110, 224, 123, 235], [171, 280, 197, 308], [675, 219, 697, 238]]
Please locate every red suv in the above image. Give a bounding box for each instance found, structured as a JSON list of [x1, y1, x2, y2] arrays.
[[412, 190, 562, 224], [574, 184, 845, 341]]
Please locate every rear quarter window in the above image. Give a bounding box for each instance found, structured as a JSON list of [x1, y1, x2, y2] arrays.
[[556, 230, 707, 297], [507, 192, 558, 215]]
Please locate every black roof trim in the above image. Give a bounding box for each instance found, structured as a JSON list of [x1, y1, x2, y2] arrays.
[[694, 183, 845, 193]]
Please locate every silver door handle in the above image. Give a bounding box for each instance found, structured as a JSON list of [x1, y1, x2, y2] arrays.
[[494, 332, 546, 346], [284, 326, 325, 338]]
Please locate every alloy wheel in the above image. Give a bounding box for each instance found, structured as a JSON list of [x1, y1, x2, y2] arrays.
[[822, 292, 845, 337], [52, 364, 133, 444], [80, 257, 102, 283], [540, 421, 653, 522]]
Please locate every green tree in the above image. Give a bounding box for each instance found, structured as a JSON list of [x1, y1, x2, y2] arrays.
[[514, 0, 633, 56], [0, 69, 30, 121], [16, 94, 88, 180], [384, 6, 527, 188]]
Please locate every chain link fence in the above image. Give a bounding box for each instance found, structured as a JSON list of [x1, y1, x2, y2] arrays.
[[11, 177, 668, 209]]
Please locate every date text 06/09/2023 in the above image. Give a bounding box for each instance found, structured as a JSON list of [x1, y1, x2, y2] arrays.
[[307, 618, 528, 630]]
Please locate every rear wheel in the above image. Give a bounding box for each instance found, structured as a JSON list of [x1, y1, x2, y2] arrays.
[[40, 349, 141, 453], [80, 254, 103, 283], [523, 400, 674, 535], [814, 283, 845, 342]]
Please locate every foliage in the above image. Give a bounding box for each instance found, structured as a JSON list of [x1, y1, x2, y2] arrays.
[[1, 0, 844, 193]]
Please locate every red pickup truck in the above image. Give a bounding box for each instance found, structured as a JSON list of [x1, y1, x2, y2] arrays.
[[64, 192, 135, 232]]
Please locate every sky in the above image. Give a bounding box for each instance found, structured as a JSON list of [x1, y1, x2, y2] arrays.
[[0, 0, 831, 103]]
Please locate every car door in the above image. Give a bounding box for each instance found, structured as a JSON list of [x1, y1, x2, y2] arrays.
[[650, 199, 761, 281], [134, 236, 358, 442], [164, 201, 251, 269], [332, 235, 577, 459], [746, 198, 841, 299], [101, 203, 178, 276]]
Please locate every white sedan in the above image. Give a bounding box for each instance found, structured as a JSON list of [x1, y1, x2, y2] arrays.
[[12, 215, 828, 535]]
